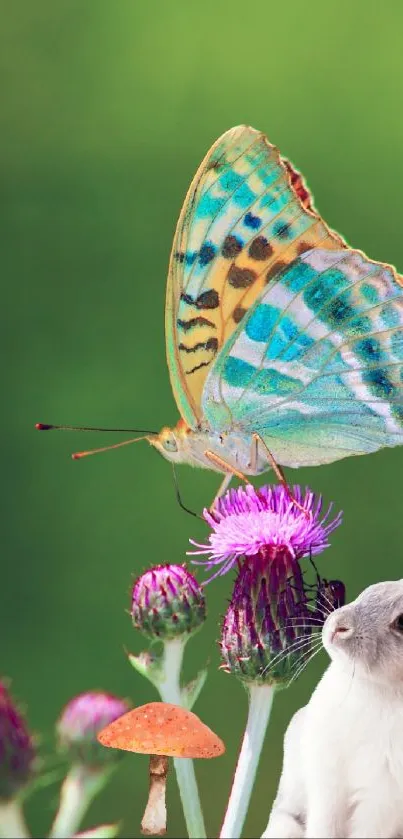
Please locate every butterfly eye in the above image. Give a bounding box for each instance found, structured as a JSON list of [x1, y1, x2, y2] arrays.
[[162, 435, 178, 453], [392, 614, 403, 633]]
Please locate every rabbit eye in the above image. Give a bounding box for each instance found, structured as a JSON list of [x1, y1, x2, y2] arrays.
[[392, 614, 403, 632]]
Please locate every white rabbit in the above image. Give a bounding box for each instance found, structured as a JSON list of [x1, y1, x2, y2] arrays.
[[264, 581, 403, 839]]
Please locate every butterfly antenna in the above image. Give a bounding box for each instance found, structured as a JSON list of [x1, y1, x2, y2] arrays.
[[72, 436, 147, 460], [35, 423, 157, 433], [35, 423, 157, 460]]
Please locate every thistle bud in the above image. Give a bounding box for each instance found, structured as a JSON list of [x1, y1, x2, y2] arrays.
[[57, 692, 130, 768], [131, 564, 206, 641], [220, 549, 315, 686], [0, 682, 36, 801]]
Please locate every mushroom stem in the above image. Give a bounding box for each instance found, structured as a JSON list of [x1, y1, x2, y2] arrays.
[[141, 754, 169, 836]]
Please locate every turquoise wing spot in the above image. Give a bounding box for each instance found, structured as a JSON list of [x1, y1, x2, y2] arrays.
[[380, 304, 401, 328], [265, 334, 289, 360], [303, 269, 351, 310], [256, 164, 283, 188], [265, 316, 315, 362], [322, 293, 354, 327], [282, 261, 317, 293], [282, 331, 315, 362], [219, 170, 244, 191], [363, 368, 395, 398], [265, 315, 298, 360], [233, 182, 256, 208], [259, 189, 290, 213], [245, 304, 280, 342], [223, 356, 300, 396], [354, 337, 382, 363], [391, 329, 403, 359], [196, 193, 226, 219], [345, 315, 372, 337], [282, 317, 299, 340], [245, 149, 270, 168], [392, 405, 403, 424], [361, 283, 380, 304], [223, 356, 255, 388]]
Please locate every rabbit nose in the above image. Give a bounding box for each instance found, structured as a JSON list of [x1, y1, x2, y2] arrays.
[[331, 622, 353, 643]]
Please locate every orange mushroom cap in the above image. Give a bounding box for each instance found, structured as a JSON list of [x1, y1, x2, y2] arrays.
[[97, 702, 225, 759]]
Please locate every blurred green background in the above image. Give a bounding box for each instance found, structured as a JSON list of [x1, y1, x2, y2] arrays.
[[3, 1, 403, 836]]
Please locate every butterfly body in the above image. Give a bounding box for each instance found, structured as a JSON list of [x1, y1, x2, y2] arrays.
[[158, 124, 403, 490], [149, 420, 269, 475]]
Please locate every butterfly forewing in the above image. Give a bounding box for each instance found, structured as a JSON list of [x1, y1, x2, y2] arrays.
[[166, 125, 345, 426]]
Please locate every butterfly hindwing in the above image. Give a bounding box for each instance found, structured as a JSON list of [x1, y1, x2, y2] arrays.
[[165, 126, 345, 425], [202, 247, 403, 466]]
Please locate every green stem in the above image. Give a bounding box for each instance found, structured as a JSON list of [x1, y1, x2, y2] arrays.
[[220, 684, 275, 839], [157, 638, 206, 839], [50, 765, 111, 838], [0, 799, 30, 838]]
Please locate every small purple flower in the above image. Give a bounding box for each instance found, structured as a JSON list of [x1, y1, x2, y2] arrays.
[[0, 682, 36, 800], [190, 484, 342, 579], [57, 692, 130, 768], [131, 564, 206, 640]]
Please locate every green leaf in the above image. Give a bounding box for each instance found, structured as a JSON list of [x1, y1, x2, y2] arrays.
[[20, 765, 65, 801], [181, 667, 208, 710], [127, 650, 163, 687]]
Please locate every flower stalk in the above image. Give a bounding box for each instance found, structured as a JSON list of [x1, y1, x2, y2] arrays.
[[220, 684, 275, 839], [50, 765, 113, 839], [157, 640, 206, 839], [0, 799, 30, 839]]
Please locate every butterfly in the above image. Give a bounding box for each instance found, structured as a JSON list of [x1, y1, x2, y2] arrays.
[[148, 125, 403, 497], [39, 126, 403, 502]]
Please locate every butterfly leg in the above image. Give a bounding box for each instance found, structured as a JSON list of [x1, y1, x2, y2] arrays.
[[252, 433, 310, 517], [204, 450, 250, 511], [215, 472, 233, 500]]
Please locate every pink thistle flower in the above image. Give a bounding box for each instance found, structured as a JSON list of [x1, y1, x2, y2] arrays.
[[189, 484, 342, 580]]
